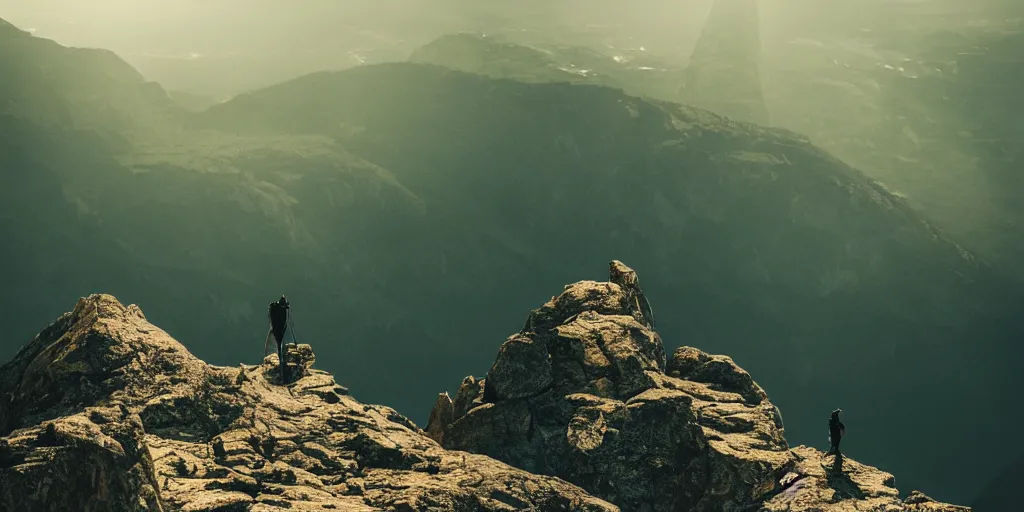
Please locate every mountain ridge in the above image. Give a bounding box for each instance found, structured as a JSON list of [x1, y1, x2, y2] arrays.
[[0, 16, 182, 142], [0, 263, 971, 511], [0, 292, 617, 512]]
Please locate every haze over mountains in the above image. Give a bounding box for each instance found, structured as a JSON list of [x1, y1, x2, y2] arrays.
[[1, 2, 1021, 509]]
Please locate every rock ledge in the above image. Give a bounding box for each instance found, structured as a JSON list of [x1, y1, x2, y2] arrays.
[[0, 294, 615, 512]]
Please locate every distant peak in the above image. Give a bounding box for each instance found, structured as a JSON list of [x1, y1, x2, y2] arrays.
[[71, 293, 145, 321]]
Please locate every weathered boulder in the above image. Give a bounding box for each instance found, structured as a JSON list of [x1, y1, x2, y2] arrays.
[[429, 261, 970, 512], [666, 346, 768, 406], [483, 334, 554, 401], [0, 407, 162, 512], [0, 294, 618, 512]]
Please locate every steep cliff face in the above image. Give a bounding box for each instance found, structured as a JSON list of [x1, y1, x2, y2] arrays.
[[0, 294, 615, 512], [427, 261, 970, 512]]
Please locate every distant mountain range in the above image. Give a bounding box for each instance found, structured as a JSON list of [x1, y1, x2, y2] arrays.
[[406, 11, 1024, 283], [1, 17, 1020, 505]]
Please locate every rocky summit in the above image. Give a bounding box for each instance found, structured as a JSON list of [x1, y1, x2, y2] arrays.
[[0, 295, 613, 511], [426, 261, 969, 512], [0, 263, 969, 511]]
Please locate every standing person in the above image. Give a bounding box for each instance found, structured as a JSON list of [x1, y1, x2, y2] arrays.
[[266, 295, 291, 383], [826, 409, 846, 457]]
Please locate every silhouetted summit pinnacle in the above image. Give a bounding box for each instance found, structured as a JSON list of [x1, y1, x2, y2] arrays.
[[426, 261, 970, 512]]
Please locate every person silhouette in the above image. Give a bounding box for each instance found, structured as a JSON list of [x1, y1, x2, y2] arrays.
[[826, 408, 845, 457], [266, 295, 291, 383]]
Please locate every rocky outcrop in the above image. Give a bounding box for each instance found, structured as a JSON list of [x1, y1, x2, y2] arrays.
[[427, 261, 970, 512], [0, 273, 974, 511], [0, 294, 617, 512], [762, 447, 971, 512]]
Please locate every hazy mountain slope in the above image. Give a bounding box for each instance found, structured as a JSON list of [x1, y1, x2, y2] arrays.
[[408, 33, 685, 100], [198, 63, 1020, 502], [0, 18, 180, 141], [1, 26, 1020, 503], [761, 11, 1024, 277], [404, 4, 1024, 283], [198, 62, 984, 306], [0, 21, 447, 391], [408, 33, 604, 85]]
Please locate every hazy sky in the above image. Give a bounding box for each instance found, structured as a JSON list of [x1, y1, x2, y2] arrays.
[[1, 1, 1007, 62], [0, 1, 716, 95], [0, 1, 731, 52]]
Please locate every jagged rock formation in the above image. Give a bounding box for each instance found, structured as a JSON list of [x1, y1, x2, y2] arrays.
[[427, 261, 969, 512], [680, 0, 770, 125], [0, 294, 616, 511]]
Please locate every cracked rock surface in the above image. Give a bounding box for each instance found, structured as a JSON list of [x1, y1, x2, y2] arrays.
[[0, 264, 970, 512], [427, 261, 970, 512], [762, 447, 970, 512], [0, 294, 616, 512]]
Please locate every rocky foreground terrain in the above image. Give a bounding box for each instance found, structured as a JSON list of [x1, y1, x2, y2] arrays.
[[0, 262, 968, 511]]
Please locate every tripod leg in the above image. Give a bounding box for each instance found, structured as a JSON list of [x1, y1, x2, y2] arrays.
[[277, 343, 288, 383]]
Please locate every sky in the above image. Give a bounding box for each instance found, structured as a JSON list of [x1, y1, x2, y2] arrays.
[[0, 1, 713, 96], [1, 0, 1011, 96]]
